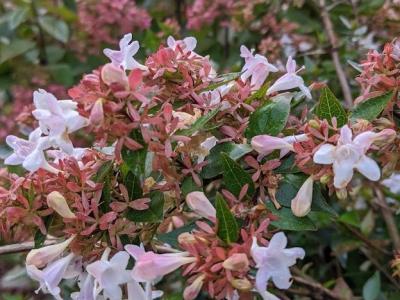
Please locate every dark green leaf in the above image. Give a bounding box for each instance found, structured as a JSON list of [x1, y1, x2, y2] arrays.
[[215, 193, 239, 243], [200, 142, 252, 179], [99, 175, 112, 213], [122, 131, 147, 181], [245, 93, 291, 139], [8, 8, 28, 30], [34, 215, 54, 248], [338, 211, 361, 228], [93, 160, 113, 183], [176, 108, 219, 136], [126, 191, 164, 222], [274, 154, 300, 174], [124, 171, 143, 200], [220, 153, 255, 197], [315, 87, 347, 127], [46, 64, 74, 86], [275, 174, 337, 217], [363, 272, 381, 300], [157, 222, 197, 249], [181, 177, 202, 197], [351, 92, 393, 121], [265, 202, 317, 231], [39, 16, 69, 43], [0, 39, 35, 64]]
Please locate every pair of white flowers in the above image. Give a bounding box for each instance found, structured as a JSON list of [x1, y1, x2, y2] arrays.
[[5, 89, 88, 173], [240, 45, 311, 98]]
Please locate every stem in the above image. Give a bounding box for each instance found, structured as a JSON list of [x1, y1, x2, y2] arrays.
[[318, 0, 352, 107], [0, 239, 58, 255], [375, 187, 400, 251], [31, 0, 47, 65]]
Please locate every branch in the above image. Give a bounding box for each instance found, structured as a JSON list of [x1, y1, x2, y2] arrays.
[[0, 239, 58, 255], [318, 0, 353, 107], [292, 268, 341, 299], [375, 187, 400, 251]]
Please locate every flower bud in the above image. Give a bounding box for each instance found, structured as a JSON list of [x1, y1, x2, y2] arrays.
[[222, 253, 249, 271], [101, 63, 128, 89], [47, 191, 76, 219], [186, 191, 216, 220], [89, 98, 104, 126], [183, 275, 205, 300], [26, 235, 75, 268], [308, 119, 320, 129], [320, 174, 331, 185], [291, 176, 314, 217], [231, 278, 252, 291]]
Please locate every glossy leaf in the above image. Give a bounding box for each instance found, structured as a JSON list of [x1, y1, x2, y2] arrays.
[[215, 193, 239, 243], [351, 92, 393, 121], [315, 87, 347, 127]]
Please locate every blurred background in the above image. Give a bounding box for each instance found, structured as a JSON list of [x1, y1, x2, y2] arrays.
[[0, 0, 400, 299]]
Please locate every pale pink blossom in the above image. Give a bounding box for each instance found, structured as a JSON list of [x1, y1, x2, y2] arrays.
[[313, 125, 395, 189], [240, 45, 278, 90], [32, 89, 88, 154], [86, 248, 132, 300], [4, 128, 57, 173], [382, 173, 400, 194], [103, 33, 147, 71], [251, 133, 308, 159], [167, 36, 197, 54], [101, 63, 129, 89], [267, 56, 311, 99], [291, 176, 314, 217], [251, 233, 305, 300], [125, 244, 196, 282], [186, 191, 216, 220], [26, 235, 75, 268], [27, 253, 76, 300]]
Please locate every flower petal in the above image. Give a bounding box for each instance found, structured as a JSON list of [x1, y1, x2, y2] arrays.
[[356, 155, 380, 181], [313, 144, 336, 164]]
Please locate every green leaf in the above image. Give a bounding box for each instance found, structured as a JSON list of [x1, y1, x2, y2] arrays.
[[220, 153, 255, 197], [181, 177, 202, 197], [99, 175, 112, 213], [126, 191, 164, 223], [176, 108, 219, 136], [245, 93, 291, 139], [8, 8, 28, 30], [122, 131, 147, 181], [157, 222, 197, 249], [275, 174, 337, 217], [93, 161, 113, 183], [338, 211, 361, 228], [363, 272, 381, 300], [351, 92, 393, 121], [0, 39, 35, 64], [39, 16, 69, 43], [46, 64, 74, 86], [315, 87, 347, 127], [124, 171, 142, 200], [215, 193, 239, 243], [274, 154, 300, 174], [265, 202, 317, 231], [200, 142, 252, 179], [34, 215, 54, 248]]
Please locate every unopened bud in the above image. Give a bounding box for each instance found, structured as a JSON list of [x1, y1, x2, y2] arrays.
[[186, 191, 216, 220], [47, 191, 76, 219], [320, 174, 331, 185], [222, 253, 249, 271], [308, 119, 320, 129], [336, 188, 348, 200], [231, 278, 252, 291], [183, 275, 205, 300], [291, 176, 314, 217]]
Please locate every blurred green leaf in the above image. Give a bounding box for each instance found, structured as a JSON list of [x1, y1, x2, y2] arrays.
[[351, 92, 393, 121], [216, 193, 239, 243], [339, 211, 361, 228], [39, 15, 69, 43], [363, 271, 381, 300], [8, 7, 29, 30], [181, 177, 202, 197], [0, 39, 35, 64]]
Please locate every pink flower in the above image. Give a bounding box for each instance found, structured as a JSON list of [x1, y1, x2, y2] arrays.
[[186, 191, 216, 220], [291, 176, 314, 217], [240, 45, 278, 90], [125, 244, 196, 282], [313, 125, 395, 189], [103, 33, 147, 71], [167, 36, 197, 54], [251, 133, 308, 159], [4, 128, 57, 173], [251, 233, 305, 300], [267, 56, 311, 99]]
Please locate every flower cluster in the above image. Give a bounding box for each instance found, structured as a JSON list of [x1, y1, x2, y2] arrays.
[[1, 32, 399, 299]]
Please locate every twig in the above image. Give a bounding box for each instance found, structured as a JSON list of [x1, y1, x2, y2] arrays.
[[0, 239, 58, 255], [292, 268, 341, 299], [318, 0, 353, 107], [375, 187, 400, 251]]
